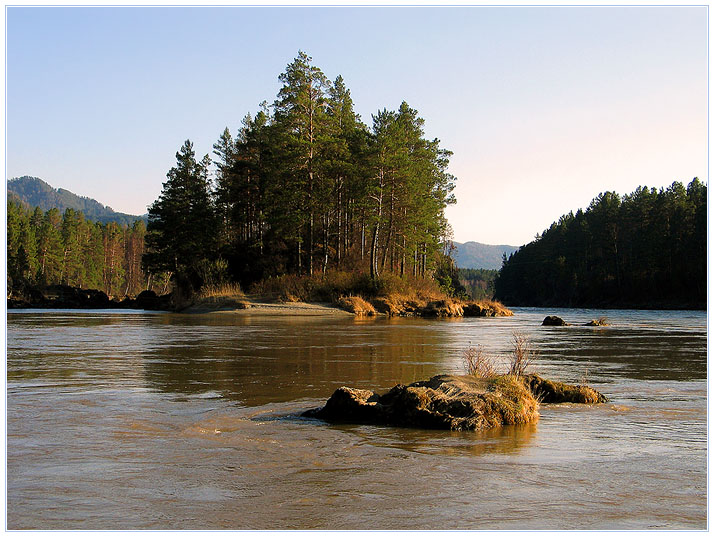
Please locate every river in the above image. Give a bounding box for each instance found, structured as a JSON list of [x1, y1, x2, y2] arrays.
[[6, 307, 707, 530]]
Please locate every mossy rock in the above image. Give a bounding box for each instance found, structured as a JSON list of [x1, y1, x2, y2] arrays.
[[523, 373, 608, 404], [305, 374, 540, 431], [305, 373, 607, 431]]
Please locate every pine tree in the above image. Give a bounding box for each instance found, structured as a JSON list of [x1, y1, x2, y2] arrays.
[[273, 51, 331, 275], [36, 208, 64, 285], [143, 140, 219, 292]]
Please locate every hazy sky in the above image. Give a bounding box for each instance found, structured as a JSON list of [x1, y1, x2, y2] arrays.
[[6, 5, 707, 246]]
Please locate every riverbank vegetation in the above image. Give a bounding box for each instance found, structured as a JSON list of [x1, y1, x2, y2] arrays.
[[6, 197, 511, 316], [495, 178, 707, 309]]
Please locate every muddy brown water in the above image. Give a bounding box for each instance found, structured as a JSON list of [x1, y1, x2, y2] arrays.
[[6, 307, 707, 530]]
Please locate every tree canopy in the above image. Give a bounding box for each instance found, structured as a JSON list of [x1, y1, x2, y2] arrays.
[[7, 200, 156, 297], [495, 178, 707, 308], [143, 51, 457, 292]]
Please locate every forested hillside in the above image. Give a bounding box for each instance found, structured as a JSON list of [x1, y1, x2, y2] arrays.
[[8, 176, 145, 227], [495, 179, 707, 308], [7, 201, 167, 297], [458, 268, 498, 300], [451, 242, 517, 270], [143, 51, 457, 293]]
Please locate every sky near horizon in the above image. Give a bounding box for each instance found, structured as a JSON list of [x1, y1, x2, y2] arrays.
[[5, 5, 708, 246]]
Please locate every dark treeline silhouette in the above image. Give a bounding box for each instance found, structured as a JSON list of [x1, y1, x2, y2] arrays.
[[495, 178, 707, 308], [7, 201, 169, 297], [142, 51, 457, 294]]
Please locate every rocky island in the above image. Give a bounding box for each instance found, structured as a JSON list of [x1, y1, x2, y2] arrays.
[[304, 373, 607, 431]]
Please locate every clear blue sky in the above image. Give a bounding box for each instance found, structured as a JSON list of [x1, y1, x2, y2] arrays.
[[6, 5, 708, 246]]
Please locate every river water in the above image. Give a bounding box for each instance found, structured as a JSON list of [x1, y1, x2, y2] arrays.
[[6, 307, 707, 530]]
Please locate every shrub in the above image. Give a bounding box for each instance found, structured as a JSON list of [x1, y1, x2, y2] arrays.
[[507, 332, 535, 377], [464, 332, 536, 379], [463, 345, 498, 378]]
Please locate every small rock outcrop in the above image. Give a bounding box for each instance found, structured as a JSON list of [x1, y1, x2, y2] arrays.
[[462, 301, 514, 317], [7, 284, 173, 311], [422, 300, 464, 317], [35, 285, 112, 309], [304, 374, 607, 431], [542, 315, 570, 326], [523, 374, 608, 404]]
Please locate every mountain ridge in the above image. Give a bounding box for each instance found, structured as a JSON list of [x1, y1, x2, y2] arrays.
[[451, 241, 519, 270], [7, 176, 146, 226]]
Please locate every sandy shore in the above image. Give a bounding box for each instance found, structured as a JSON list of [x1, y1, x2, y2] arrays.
[[183, 295, 354, 316]]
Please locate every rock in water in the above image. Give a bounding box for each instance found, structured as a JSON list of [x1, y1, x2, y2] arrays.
[[524, 374, 608, 404], [542, 315, 570, 326], [304, 375, 539, 431], [304, 374, 607, 431]]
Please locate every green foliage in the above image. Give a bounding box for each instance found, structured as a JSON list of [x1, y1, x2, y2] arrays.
[[6, 201, 162, 298], [197, 51, 456, 290], [433, 251, 468, 297], [496, 179, 707, 308], [458, 268, 498, 300], [143, 140, 219, 293]]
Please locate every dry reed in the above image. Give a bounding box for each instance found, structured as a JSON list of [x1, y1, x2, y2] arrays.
[[507, 332, 535, 377], [463, 345, 498, 378]]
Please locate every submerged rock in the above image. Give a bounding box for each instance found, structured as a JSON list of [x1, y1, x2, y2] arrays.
[[305, 373, 606, 431], [542, 315, 570, 326]]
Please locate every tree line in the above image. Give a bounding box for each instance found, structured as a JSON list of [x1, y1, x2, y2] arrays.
[[7, 201, 168, 297], [495, 178, 707, 308], [459, 268, 498, 301], [142, 51, 457, 293]]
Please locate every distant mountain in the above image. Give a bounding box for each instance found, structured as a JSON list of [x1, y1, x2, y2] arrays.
[[7, 176, 146, 226], [451, 241, 519, 270]]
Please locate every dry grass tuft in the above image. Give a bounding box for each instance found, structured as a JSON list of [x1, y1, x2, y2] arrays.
[[485, 375, 540, 425], [462, 299, 513, 317], [424, 298, 464, 317], [337, 295, 376, 316], [198, 282, 245, 299], [482, 300, 514, 317], [185, 282, 250, 311]]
